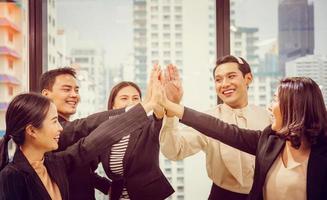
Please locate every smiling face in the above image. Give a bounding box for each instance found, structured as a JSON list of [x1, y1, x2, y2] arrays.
[[32, 103, 63, 152], [214, 62, 252, 108], [112, 86, 141, 109], [42, 74, 80, 120]]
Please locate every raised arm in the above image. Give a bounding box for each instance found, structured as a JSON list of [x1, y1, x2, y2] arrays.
[[55, 104, 150, 173], [180, 106, 261, 155], [58, 108, 124, 150], [159, 116, 208, 160]]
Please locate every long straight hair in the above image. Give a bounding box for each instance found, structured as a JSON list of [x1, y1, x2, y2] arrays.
[[0, 93, 50, 171], [278, 77, 327, 148]]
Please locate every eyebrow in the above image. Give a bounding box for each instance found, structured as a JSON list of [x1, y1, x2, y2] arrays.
[[118, 94, 140, 97], [61, 85, 79, 89], [51, 116, 58, 121], [215, 72, 237, 77]]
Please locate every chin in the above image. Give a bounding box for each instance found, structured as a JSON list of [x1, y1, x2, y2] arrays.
[[51, 144, 59, 151]]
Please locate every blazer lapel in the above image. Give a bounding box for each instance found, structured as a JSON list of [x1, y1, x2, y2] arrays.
[[44, 155, 67, 200], [123, 128, 142, 173], [14, 150, 52, 200], [260, 135, 285, 178]]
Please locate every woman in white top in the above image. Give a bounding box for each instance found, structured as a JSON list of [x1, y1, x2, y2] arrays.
[[161, 76, 327, 200]]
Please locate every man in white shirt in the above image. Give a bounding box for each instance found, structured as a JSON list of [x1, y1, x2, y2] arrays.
[[160, 56, 272, 200]]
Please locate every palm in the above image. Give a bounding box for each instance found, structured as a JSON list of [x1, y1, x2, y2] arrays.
[[164, 65, 183, 103]]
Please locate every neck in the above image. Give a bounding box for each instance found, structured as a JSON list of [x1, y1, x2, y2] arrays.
[[20, 143, 45, 162], [58, 113, 69, 121], [284, 140, 311, 164], [225, 101, 248, 109]]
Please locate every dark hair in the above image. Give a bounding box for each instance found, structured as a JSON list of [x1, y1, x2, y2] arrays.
[[40, 67, 77, 91], [0, 93, 51, 170], [213, 55, 252, 104], [278, 77, 327, 148], [213, 55, 251, 78], [107, 81, 142, 110]]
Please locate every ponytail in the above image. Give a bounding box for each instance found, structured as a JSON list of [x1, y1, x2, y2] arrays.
[[0, 134, 11, 171]]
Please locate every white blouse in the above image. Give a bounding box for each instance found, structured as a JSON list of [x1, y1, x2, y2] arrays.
[[263, 146, 309, 200]]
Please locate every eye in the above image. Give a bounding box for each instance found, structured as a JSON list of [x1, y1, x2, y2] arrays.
[[215, 78, 222, 83], [133, 97, 140, 101], [228, 74, 236, 79]]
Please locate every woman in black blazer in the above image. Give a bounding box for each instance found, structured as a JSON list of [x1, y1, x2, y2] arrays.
[[162, 77, 327, 200], [101, 80, 174, 200], [0, 92, 157, 200]]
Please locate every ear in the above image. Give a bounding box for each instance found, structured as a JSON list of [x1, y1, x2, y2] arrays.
[[244, 73, 253, 86], [41, 89, 50, 97], [25, 124, 37, 139]]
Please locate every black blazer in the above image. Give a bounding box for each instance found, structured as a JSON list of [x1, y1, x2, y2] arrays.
[[0, 105, 147, 200], [58, 109, 122, 200], [101, 115, 174, 200], [181, 107, 327, 200]]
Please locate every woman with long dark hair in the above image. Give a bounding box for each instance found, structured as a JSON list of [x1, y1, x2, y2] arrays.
[[100, 80, 174, 200], [161, 76, 327, 200], [0, 87, 158, 199]]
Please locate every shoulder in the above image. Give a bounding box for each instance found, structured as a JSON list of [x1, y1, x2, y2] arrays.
[[0, 163, 26, 183], [248, 105, 269, 115], [204, 105, 220, 115], [248, 105, 272, 122]]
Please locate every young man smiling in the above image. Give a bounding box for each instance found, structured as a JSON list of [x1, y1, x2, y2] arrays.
[[160, 56, 272, 200], [40, 67, 116, 200]]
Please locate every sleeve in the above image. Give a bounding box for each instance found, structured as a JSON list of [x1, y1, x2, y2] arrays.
[[159, 116, 209, 160], [0, 170, 28, 200], [180, 107, 262, 155], [148, 115, 163, 143], [58, 108, 125, 150], [55, 104, 149, 173]]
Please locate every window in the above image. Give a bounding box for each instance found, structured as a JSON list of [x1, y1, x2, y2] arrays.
[[8, 86, 14, 96], [8, 59, 14, 70], [42, 2, 218, 200], [165, 168, 172, 174], [8, 32, 14, 42], [74, 57, 89, 63], [175, 6, 182, 12]]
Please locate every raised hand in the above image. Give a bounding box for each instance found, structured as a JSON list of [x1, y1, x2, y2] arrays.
[[148, 64, 165, 118], [164, 64, 183, 104]]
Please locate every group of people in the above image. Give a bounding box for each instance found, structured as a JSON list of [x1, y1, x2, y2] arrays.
[[0, 55, 326, 200]]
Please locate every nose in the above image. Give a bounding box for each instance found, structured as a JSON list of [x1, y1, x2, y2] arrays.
[[70, 90, 78, 97], [126, 99, 135, 107], [221, 77, 230, 88]]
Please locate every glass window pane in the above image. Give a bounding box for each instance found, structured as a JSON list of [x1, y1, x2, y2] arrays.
[[230, 0, 327, 107], [46, 0, 216, 199], [0, 1, 29, 138]]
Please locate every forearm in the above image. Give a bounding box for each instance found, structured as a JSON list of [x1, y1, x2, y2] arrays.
[[59, 108, 125, 150], [181, 107, 260, 155], [159, 116, 206, 160], [57, 104, 150, 172]]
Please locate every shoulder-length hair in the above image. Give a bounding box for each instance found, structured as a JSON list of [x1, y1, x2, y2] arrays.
[[0, 93, 51, 170], [107, 81, 142, 110], [278, 77, 327, 148]]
